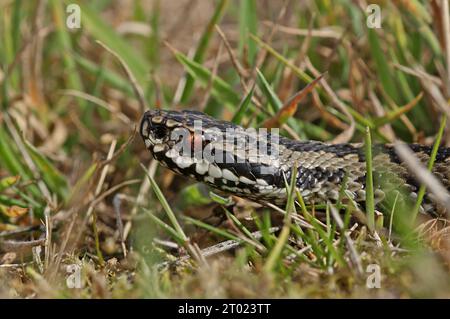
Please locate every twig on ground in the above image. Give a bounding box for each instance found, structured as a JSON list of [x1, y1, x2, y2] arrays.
[[44, 205, 51, 270], [156, 227, 279, 271], [262, 20, 343, 39], [113, 194, 127, 257], [0, 238, 45, 251]]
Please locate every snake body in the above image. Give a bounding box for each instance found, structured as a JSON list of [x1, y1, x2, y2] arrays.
[[140, 109, 450, 217]]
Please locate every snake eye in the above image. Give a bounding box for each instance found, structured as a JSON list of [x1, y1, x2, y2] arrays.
[[153, 125, 169, 140]]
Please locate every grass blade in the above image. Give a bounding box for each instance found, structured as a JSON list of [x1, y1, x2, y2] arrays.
[[23, 140, 69, 199], [412, 116, 447, 222], [144, 209, 186, 245], [231, 85, 255, 124], [264, 168, 296, 272], [256, 68, 282, 112], [367, 28, 399, 103], [184, 216, 240, 242], [74, 55, 134, 95], [263, 73, 324, 128], [0, 176, 20, 193], [168, 44, 240, 108], [364, 127, 375, 232], [141, 163, 188, 243], [239, 0, 257, 64], [180, 0, 228, 103], [50, 0, 86, 108], [372, 92, 423, 127], [76, 2, 150, 84]]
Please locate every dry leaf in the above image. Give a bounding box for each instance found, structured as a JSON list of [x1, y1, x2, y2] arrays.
[[0, 205, 29, 218], [263, 73, 325, 129]]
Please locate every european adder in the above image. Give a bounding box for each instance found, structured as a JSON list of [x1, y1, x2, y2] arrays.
[[140, 109, 450, 218]]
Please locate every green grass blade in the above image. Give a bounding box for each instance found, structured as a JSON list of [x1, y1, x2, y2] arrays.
[[250, 34, 313, 84], [144, 208, 186, 245], [224, 208, 255, 240], [180, 0, 228, 103], [0, 194, 28, 209], [412, 116, 447, 222], [232, 85, 254, 124], [49, 0, 86, 108], [295, 190, 346, 267], [367, 28, 399, 103], [364, 127, 375, 232], [74, 55, 134, 95], [23, 139, 69, 199], [184, 216, 240, 242], [66, 162, 97, 205], [209, 191, 233, 206], [239, 0, 257, 64], [0, 126, 29, 178], [256, 69, 282, 112], [11, 0, 22, 54], [172, 49, 240, 108], [0, 176, 20, 193], [141, 163, 188, 243], [76, 2, 150, 84], [264, 168, 296, 272]]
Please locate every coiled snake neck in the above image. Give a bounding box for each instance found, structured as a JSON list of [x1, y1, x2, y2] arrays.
[[140, 109, 450, 218]]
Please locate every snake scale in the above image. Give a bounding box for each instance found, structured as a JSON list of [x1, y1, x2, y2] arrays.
[[140, 109, 450, 218]]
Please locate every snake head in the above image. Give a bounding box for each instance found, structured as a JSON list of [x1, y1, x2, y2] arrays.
[[141, 109, 175, 147], [140, 109, 237, 154], [140, 109, 284, 201], [139, 109, 213, 170]]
